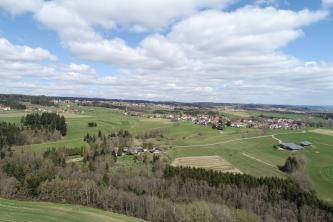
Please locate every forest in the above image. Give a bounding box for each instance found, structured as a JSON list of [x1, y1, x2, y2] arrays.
[[0, 129, 332, 222], [21, 113, 67, 136], [0, 100, 26, 109], [0, 113, 67, 158], [0, 94, 54, 107]]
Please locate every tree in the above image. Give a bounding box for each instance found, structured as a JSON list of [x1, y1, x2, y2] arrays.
[[279, 156, 298, 173]]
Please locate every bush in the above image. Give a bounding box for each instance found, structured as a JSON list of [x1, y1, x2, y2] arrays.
[[88, 122, 97, 127]]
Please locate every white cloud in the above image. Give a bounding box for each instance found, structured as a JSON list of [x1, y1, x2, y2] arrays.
[[34, 6, 327, 68], [0, 0, 42, 15], [67, 63, 96, 74], [0, 1, 333, 105], [0, 38, 56, 61], [169, 8, 327, 55], [322, 0, 333, 8], [35, 0, 234, 32]]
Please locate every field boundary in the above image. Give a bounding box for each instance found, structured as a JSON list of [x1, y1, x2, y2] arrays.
[[241, 152, 277, 169], [174, 132, 303, 148], [310, 129, 333, 136], [172, 155, 242, 174]]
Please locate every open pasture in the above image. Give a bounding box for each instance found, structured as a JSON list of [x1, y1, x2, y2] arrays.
[[172, 130, 333, 202], [0, 198, 144, 222], [263, 132, 333, 202], [172, 155, 242, 173], [171, 135, 287, 177], [320, 166, 333, 183], [221, 110, 251, 118], [311, 128, 333, 136]]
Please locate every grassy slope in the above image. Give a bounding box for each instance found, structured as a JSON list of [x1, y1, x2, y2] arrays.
[[0, 198, 144, 222], [275, 133, 333, 202], [0, 108, 332, 202]]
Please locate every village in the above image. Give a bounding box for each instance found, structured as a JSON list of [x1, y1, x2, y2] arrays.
[[0, 104, 11, 111], [151, 112, 307, 130], [122, 146, 161, 155]]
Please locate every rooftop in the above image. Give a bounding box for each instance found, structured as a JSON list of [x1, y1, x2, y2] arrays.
[[281, 143, 304, 150], [300, 141, 312, 146]]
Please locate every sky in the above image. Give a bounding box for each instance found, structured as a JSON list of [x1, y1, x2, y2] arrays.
[[0, 0, 332, 105]]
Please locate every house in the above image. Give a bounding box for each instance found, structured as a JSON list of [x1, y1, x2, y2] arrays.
[[153, 150, 160, 154], [0, 105, 11, 111], [128, 147, 138, 155], [136, 146, 144, 154], [280, 143, 304, 151], [300, 141, 312, 146]]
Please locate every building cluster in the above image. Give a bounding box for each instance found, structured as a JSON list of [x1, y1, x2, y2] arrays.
[[230, 118, 305, 129], [152, 112, 306, 130], [122, 146, 161, 155], [0, 104, 11, 111], [152, 113, 223, 125]]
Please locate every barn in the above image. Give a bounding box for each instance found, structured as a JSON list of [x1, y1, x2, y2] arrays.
[[280, 143, 304, 151], [300, 141, 312, 146]]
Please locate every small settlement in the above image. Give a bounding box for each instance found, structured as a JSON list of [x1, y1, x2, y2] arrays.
[[0, 104, 11, 111], [122, 146, 161, 155], [152, 113, 306, 130]]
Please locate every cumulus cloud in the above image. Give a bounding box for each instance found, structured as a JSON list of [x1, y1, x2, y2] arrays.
[[0, 0, 43, 15], [35, 0, 234, 31], [67, 63, 96, 74], [169, 8, 327, 54], [322, 0, 333, 8], [0, 38, 56, 61], [0, 1, 333, 105]]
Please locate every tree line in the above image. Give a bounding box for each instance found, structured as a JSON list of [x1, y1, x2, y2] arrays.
[[21, 112, 67, 136], [0, 113, 67, 158], [0, 94, 55, 107], [164, 165, 333, 214]]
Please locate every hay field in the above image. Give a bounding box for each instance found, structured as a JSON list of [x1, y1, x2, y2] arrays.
[[172, 155, 242, 174], [311, 129, 333, 136]]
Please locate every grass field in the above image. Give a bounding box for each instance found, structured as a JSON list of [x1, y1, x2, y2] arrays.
[[1, 107, 333, 203], [311, 128, 333, 136], [0, 198, 144, 222], [274, 132, 333, 202], [321, 166, 333, 182], [221, 110, 252, 118]]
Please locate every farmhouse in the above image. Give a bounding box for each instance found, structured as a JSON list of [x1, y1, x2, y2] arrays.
[[0, 105, 11, 111], [280, 143, 304, 151], [300, 141, 312, 146]]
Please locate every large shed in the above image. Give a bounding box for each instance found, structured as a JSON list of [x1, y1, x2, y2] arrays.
[[280, 143, 304, 151], [300, 141, 312, 146]]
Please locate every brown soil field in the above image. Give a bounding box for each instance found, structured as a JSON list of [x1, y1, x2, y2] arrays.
[[172, 156, 242, 174]]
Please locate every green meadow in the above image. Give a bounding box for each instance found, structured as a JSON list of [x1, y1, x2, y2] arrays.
[[1, 107, 333, 203], [0, 198, 144, 222]]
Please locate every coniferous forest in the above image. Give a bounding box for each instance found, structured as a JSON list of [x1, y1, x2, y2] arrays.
[[21, 113, 67, 136], [0, 113, 67, 159]]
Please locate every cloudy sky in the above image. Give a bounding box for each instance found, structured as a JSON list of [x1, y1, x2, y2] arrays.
[[0, 0, 332, 105]]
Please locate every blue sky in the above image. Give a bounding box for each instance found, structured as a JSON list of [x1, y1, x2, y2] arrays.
[[0, 0, 332, 105]]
